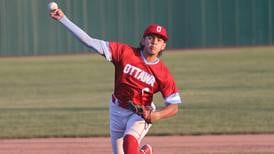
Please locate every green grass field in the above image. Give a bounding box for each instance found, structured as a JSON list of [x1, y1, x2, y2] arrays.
[[0, 47, 274, 138]]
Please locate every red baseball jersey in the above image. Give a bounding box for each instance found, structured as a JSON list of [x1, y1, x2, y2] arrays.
[[109, 42, 179, 107]]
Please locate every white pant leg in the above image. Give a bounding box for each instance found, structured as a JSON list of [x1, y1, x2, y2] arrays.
[[125, 114, 152, 144], [110, 130, 124, 154], [109, 101, 133, 154], [109, 99, 153, 153]]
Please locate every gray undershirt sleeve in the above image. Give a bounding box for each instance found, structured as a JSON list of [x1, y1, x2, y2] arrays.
[[59, 16, 112, 61]]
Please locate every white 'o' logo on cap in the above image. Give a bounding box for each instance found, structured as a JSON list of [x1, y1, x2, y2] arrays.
[[156, 26, 162, 32]]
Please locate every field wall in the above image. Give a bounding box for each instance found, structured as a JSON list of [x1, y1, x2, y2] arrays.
[[0, 0, 273, 56]]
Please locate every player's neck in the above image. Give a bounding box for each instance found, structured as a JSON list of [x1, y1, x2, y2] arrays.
[[146, 55, 157, 63], [141, 50, 159, 63]]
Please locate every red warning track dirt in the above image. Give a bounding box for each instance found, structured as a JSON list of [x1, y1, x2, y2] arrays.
[[0, 134, 274, 154]]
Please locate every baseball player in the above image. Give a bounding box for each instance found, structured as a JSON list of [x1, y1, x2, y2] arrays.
[[50, 7, 182, 154]]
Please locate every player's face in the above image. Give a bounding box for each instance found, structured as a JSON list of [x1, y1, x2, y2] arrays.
[[142, 34, 166, 56]]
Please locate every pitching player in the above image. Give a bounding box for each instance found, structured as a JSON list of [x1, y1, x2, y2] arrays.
[[50, 7, 182, 154]]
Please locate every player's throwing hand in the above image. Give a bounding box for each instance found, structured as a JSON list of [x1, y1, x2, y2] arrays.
[[49, 9, 64, 21]]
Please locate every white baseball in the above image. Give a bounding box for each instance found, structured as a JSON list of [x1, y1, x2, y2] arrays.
[[48, 2, 58, 11]]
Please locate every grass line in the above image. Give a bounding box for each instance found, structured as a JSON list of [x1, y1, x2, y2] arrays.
[[0, 47, 274, 138]]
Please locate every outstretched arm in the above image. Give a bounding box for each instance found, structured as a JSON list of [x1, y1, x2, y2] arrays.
[[49, 9, 111, 61]]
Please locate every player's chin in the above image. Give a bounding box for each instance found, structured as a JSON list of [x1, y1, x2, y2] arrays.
[[147, 48, 158, 55], [146, 51, 157, 56]]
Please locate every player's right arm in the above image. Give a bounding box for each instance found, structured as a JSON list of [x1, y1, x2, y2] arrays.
[[49, 9, 112, 61]]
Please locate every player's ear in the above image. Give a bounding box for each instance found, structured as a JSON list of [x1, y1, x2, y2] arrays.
[[140, 37, 145, 46], [161, 42, 166, 50]]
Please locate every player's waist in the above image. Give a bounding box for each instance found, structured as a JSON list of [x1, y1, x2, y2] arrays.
[[111, 94, 129, 109], [112, 94, 156, 112]]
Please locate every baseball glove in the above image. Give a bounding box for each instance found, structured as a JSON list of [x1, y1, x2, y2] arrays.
[[128, 101, 153, 124]]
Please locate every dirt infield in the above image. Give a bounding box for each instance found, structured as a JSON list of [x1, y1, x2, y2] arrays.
[[0, 134, 274, 154]]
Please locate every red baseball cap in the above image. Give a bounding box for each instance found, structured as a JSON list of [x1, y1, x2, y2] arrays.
[[143, 24, 169, 41]]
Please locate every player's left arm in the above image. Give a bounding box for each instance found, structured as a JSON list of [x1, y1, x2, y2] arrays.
[[147, 68, 182, 123], [150, 93, 181, 122]]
